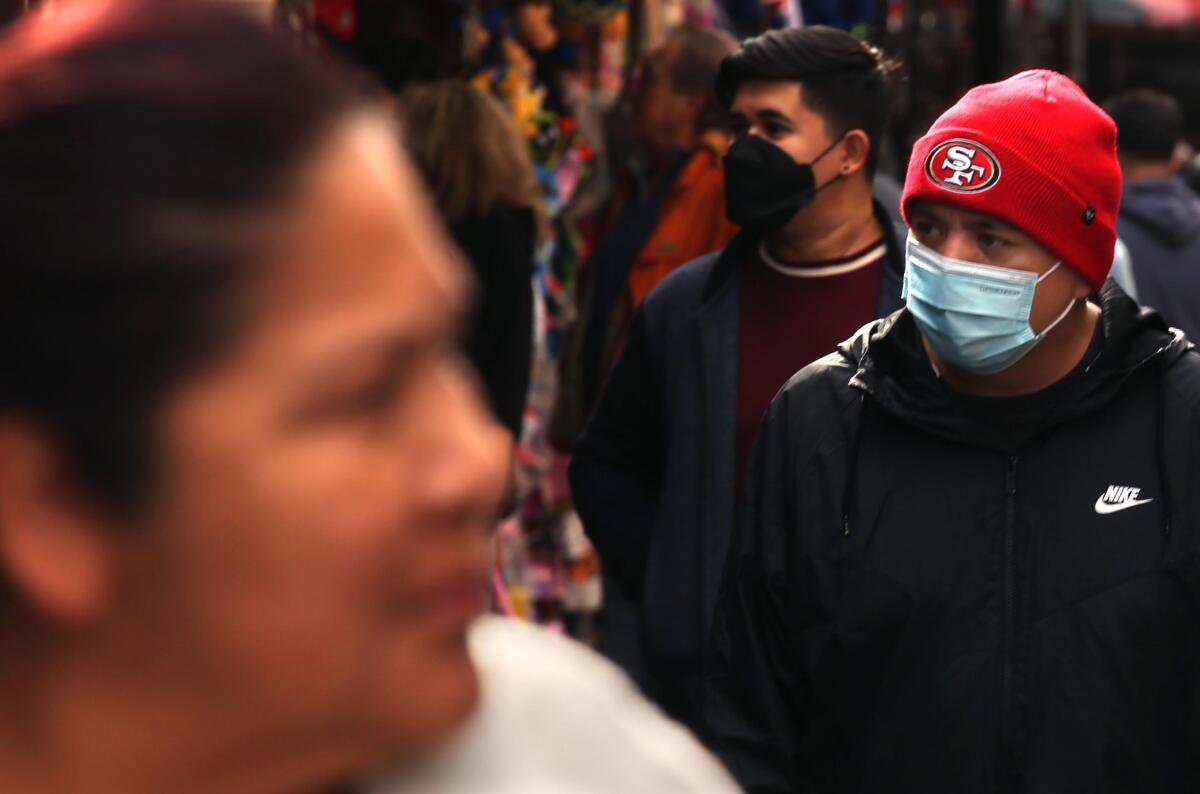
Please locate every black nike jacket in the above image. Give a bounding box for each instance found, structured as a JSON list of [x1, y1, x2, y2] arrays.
[[703, 282, 1200, 793]]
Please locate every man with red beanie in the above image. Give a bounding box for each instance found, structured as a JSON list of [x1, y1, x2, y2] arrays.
[[704, 69, 1200, 793]]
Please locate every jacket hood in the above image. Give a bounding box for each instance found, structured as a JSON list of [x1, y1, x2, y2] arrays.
[[843, 281, 1191, 451], [1120, 177, 1200, 248]]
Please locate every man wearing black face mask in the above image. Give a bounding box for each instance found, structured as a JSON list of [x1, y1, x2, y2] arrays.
[[569, 26, 903, 732]]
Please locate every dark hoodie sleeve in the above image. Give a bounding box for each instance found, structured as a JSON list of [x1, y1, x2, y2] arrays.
[[704, 390, 812, 794], [569, 308, 664, 601]]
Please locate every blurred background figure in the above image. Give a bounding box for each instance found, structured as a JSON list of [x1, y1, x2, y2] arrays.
[[466, 1, 608, 637], [0, 2, 742, 791], [575, 22, 738, 415], [311, 0, 608, 637], [1105, 89, 1200, 342], [555, 22, 735, 683], [401, 80, 541, 442], [1179, 141, 1200, 196]]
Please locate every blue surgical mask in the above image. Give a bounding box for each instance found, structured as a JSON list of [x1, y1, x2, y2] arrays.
[[902, 236, 1077, 374]]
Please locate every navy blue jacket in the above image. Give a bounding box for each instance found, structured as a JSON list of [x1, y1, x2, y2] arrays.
[[570, 202, 905, 726], [1117, 176, 1200, 343]]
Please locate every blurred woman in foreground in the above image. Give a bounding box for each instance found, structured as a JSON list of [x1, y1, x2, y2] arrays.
[[0, 2, 736, 792]]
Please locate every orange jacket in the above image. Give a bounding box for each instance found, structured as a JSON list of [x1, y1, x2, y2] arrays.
[[596, 137, 737, 373], [623, 136, 738, 309], [558, 136, 738, 435]]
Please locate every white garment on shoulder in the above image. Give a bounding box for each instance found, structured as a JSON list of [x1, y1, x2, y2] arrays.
[[1110, 237, 1138, 301], [366, 616, 741, 794]]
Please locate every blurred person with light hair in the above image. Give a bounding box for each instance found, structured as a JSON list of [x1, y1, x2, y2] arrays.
[[400, 79, 542, 443], [0, 2, 738, 792]]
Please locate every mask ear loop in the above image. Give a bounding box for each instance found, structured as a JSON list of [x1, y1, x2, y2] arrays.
[[1033, 262, 1077, 340], [1035, 261, 1063, 284], [808, 134, 847, 196], [809, 134, 845, 167]]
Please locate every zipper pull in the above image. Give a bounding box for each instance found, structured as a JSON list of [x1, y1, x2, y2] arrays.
[[1005, 456, 1018, 496]]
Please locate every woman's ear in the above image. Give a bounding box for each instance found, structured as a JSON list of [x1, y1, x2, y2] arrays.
[[0, 421, 116, 623]]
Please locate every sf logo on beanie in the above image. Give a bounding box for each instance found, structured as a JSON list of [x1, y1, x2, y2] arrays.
[[926, 139, 1001, 193]]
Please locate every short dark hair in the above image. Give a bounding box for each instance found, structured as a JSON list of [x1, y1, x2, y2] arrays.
[[715, 26, 895, 173], [1103, 89, 1183, 162], [0, 0, 373, 510], [665, 23, 738, 134]]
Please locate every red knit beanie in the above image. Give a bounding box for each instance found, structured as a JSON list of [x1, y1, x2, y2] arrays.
[[901, 69, 1121, 291]]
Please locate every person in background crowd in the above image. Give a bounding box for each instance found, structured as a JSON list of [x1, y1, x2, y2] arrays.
[[0, 3, 741, 792], [1104, 89, 1200, 342], [1179, 142, 1200, 195], [401, 80, 539, 441], [576, 22, 738, 412], [570, 26, 903, 731], [566, 19, 736, 689], [706, 69, 1200, 793]]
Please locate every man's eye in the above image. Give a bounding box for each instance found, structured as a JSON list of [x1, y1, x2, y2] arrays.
[[979, 233, 1007, 250], [764, 123, 786, 137], [911, 220, 936, 237]]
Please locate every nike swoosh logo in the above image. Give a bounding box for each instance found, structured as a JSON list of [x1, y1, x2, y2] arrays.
[[1094, 496, 1155, 515]]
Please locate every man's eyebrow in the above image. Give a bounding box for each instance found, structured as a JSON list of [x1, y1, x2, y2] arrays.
[[728, 108, 792, 126], [755, 108, 792, 125], [908, 208, 1019, 235], [963, 217, 1019, 234]]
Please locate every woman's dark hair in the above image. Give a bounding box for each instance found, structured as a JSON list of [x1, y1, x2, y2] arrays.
[[715, 25, 895, 174], [0, 0, 372, 509]]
